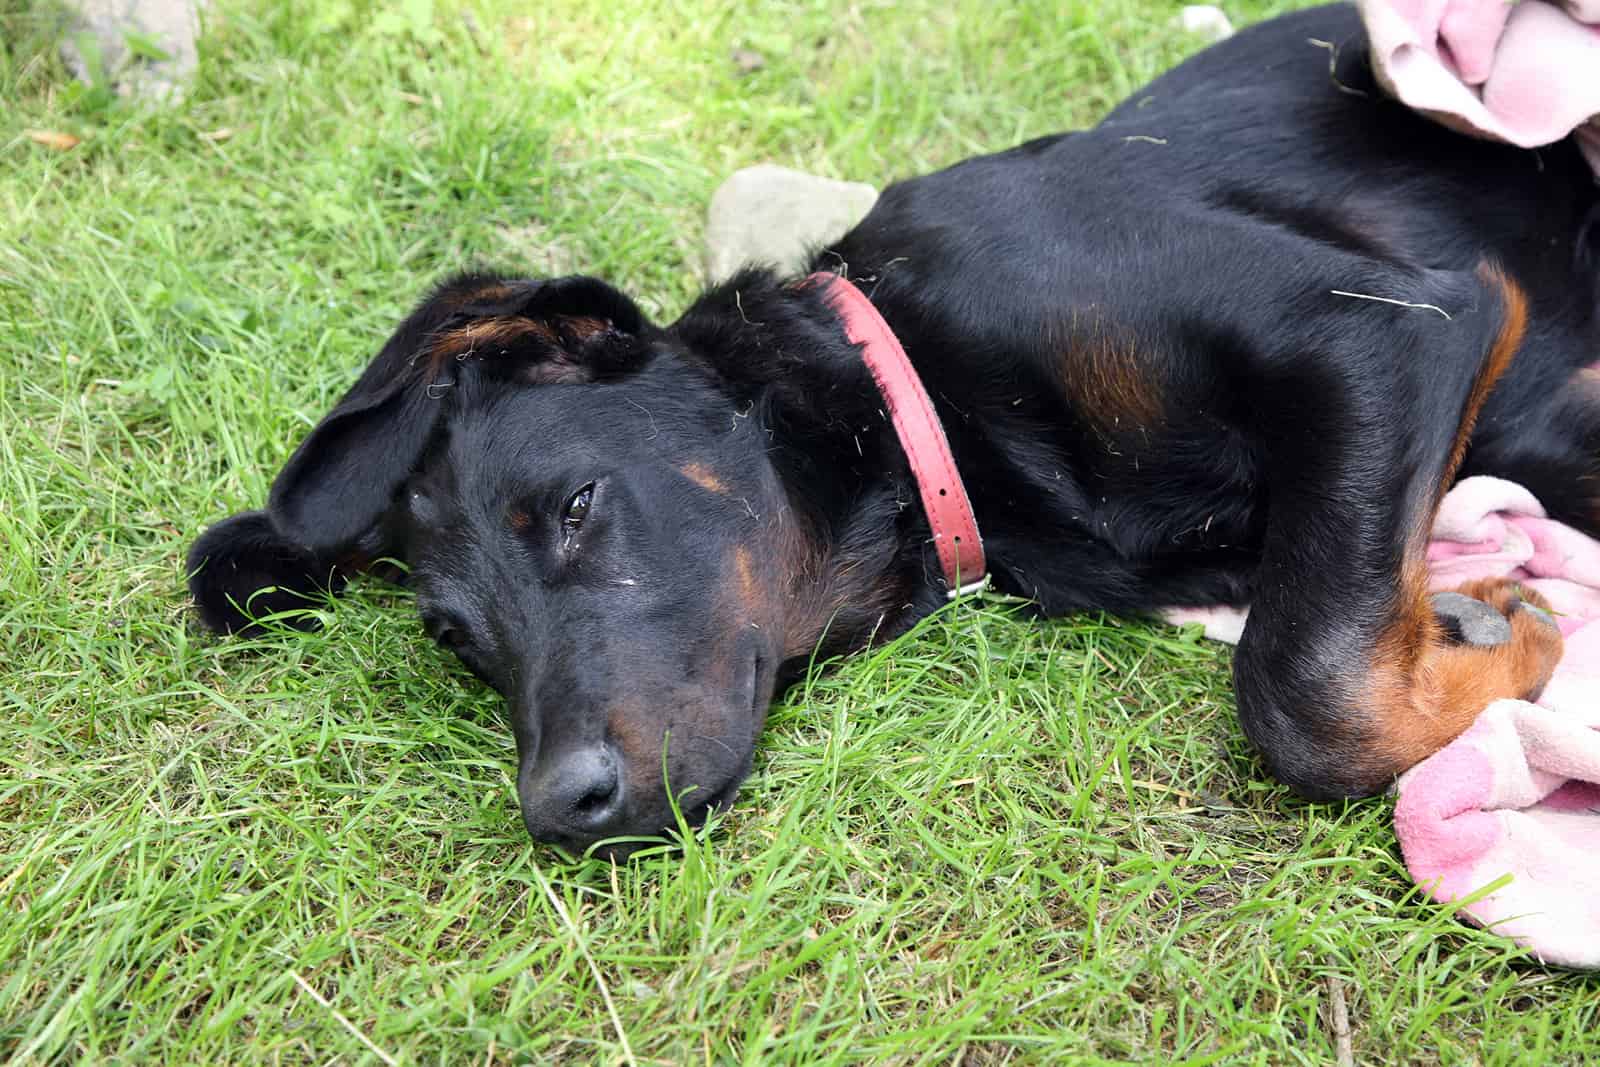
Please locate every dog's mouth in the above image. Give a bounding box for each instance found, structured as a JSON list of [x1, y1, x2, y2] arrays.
[[572, 774, 744, 862], [678, 773, 744, 825], [565, 652, 769, 861], [672, 650, 766, 825]]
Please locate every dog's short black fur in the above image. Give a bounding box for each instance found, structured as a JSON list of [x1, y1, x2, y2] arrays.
[[189, 6, 1596, 855]]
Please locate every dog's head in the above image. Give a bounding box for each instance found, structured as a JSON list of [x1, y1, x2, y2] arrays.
[[189, 274, 808, 855]]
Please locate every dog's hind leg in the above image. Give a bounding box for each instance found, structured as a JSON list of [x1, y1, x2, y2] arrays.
[[1230, 264, 1564, 799]]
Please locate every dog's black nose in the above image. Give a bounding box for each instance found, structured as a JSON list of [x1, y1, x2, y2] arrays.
[[520, 744, 626, 844]]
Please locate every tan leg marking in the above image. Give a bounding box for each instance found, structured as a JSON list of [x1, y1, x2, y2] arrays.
[[1362, 267, 1546, 775]]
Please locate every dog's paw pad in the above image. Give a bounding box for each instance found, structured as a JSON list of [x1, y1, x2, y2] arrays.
[[1430, 590, 1513, 647], [1435, 578, 1565, 704]]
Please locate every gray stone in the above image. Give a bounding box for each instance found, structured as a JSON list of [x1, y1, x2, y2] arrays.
[[60, 0, 206, 102], [1431, 591, 1514, 647], [704, 164, 879, 283], [1176, 5, 1234, 43]]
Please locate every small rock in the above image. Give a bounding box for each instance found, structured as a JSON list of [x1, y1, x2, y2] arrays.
[[731, 47, 766, 75], [704, 164, 879, 283], [1176, 5, 1234, 43], [60, 0, 207, 102]]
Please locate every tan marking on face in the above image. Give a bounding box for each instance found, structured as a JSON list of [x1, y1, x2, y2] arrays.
[[680, 462, 729, 495], [507, 507, 532, 532], [604, 702, 661, 796], [732, 545, 759, 612], [713, 541, 788, 659]]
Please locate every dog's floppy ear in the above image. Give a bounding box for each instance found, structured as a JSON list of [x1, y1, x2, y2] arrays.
[[187, 272, 652, 634]]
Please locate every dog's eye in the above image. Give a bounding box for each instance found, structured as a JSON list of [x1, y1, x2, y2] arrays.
[[562, 483, 595, 530], [435, 626, 465, 651]]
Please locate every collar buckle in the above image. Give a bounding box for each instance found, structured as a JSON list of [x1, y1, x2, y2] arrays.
[[946, 573, 992, 601]]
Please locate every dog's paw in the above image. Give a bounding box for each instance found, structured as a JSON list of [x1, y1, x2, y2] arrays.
[[1430, 589, 1513, 646], [1432, 578, 1563, 701]]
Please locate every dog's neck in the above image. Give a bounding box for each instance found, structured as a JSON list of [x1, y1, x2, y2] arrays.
[[670, 270, 947, 671], [671, 266, 1260, 662]]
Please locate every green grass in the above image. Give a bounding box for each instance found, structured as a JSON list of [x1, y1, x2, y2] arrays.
[[3, 0, 1597, 1061]]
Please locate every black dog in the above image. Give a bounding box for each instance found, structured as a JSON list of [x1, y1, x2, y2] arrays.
[[189, 5, 1595, 856]]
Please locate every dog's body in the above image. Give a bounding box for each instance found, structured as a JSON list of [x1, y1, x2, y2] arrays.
[[190, 5, 1596, 854]]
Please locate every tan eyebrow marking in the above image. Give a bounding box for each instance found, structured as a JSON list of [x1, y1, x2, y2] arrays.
[[680, 462, 729, 495]]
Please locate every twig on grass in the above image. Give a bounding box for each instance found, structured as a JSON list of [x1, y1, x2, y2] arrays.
[[1326, 976, 1354, 1067]]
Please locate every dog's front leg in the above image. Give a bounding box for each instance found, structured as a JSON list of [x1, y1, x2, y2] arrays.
[[1229, 265, 1563, 799]]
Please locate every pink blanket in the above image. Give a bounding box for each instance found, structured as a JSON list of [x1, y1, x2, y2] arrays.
[[1357, 0, 1600, 173], [1397, 478, 1600, 967], [1346, 4, 1600, 961], [1165, 477, 1600, 967]]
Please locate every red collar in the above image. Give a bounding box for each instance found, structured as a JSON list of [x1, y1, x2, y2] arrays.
[[810, 272, 988, 597]]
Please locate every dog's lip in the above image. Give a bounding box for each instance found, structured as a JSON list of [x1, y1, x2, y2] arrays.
[[747, 647, 767, 728], [678, 773, 744, 823], [654, 651, 766, 829], [673, 653, 764, 824], [560, 773, 745, 862], [549, 650, 770, 858]]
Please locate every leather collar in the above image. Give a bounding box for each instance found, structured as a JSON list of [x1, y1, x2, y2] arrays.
[[809, 272, 988, 597]]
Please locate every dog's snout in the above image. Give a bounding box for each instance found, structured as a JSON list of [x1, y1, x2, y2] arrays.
[[562, 747, 621, 823], [519, 743, 626, 843]]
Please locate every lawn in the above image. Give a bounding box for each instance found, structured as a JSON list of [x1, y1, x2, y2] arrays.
[[3, 0, 1597, 1062]]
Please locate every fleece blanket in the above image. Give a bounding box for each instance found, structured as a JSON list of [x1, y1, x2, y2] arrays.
[[1396, 479, 1600, 967], [1164, 477, 1600, 967], [1356, 0, 1600, 174], [1347, 1, 1600, 964]]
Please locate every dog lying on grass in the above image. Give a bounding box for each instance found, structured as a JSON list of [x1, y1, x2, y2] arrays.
[[188, 4, 1595, 857]]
